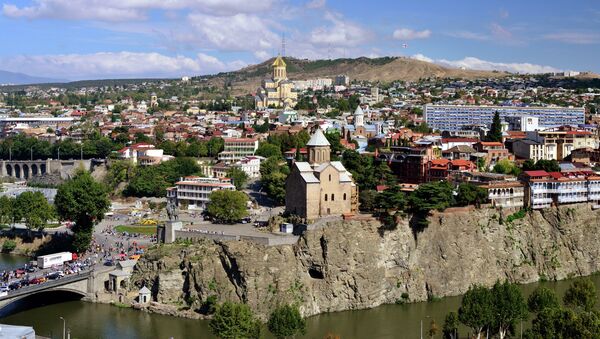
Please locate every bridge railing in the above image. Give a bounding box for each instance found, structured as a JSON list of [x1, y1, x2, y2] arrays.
[[0, 271, 92, 300]]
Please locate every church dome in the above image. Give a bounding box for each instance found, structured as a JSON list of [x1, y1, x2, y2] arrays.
[[306, 128, 330, 146]]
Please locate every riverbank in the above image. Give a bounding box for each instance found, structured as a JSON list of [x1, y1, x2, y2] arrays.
[[0, 236, 43, 257], [129, 203, 600, 319]]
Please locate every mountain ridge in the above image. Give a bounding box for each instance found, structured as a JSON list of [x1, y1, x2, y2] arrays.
[[0, 70, 66, 85]]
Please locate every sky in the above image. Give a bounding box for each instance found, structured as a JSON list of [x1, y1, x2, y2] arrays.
[[1, 0, 599, 80]]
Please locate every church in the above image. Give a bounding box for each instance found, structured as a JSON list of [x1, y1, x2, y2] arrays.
[[285, 128, 358, 221], [255, 56, 298, 109]]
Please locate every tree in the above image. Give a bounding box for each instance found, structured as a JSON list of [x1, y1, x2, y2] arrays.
[[124, 166, 170, 197], [209, 302, 261, 339], [14, 191, 54, 233], [226, 167, 249, 190], [493, 159, 521, 176], [256, 142, 282, 159], [409, 181, 454, 214], [455, 183, 488, 207], [486, 111, 503, 142], [0, 196, 13, 226], [528, 287, 560, 313], [267, 304, 307, 339], [443, 312, 459, 339], [207, 137, 224, 157], [458, 285, 493, 339], [359, 190, 377, 212], [54, 171, 110, 252], [207, 190, 248, 223], [563, 278, 597, 312], [374, 161, 396, 186], [374, 186, 406, 212], [260, 157, 290, 205], [491, 281, 528, 339]]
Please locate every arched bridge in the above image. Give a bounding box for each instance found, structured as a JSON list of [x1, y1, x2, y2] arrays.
[[0, 159, 92, 180], [0, 271, 94, 311]]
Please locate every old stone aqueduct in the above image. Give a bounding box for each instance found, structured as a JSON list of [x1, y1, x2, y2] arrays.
[[0, 159, 93, 180]]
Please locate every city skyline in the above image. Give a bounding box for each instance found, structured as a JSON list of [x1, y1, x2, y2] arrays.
[[1, 0, 600, 80]]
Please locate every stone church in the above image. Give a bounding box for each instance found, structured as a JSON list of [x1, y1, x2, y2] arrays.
[[255, 55, 298, 109], [285, 128, 358, 221]]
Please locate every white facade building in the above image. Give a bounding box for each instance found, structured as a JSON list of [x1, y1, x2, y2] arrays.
[[167, 176, 235, 210]]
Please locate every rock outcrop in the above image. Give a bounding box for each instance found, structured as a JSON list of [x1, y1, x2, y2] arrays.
[[131, 204, 600, 319]]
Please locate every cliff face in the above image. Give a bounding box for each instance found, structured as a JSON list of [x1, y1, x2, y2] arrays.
[[132, 204, 600, 318]]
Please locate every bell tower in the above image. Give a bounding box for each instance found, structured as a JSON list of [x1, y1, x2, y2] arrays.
[[272, 55, 287, 82]]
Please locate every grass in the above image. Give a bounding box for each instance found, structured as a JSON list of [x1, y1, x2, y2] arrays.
[[114, 225, 157, 235]]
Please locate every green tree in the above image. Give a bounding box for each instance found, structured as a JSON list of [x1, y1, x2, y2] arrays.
[[124, 166, 170, 197], [54, 171, 110, 252], [226, 167, 249, 190], [267, 304, 307, 339], [256, 142, 283, 159], [486, 111, 503, 142], [207, 190, 249, 223], [563, 278, 597, 312], [455, 183, 488, 207], [458, 285, 493, 339], [207, 137, 225, 157], [374, 186, 406, 212], [260, 157, 290, 205], [0, 196, 13, 226], [493, 159, 521, 176], [358, 190, 377, 212], [528, 287, 560, 313], [209, 302, 261, 339], [443, 312, 459, 339], [409, 181, 454, 214], [374, 161, 396, 186], [14, 191, 54, 233], [491, 281, 528, 339]]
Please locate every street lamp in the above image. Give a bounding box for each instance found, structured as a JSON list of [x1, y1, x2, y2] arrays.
[[59, 317, 66, 339], [420, 315, 431, 339]]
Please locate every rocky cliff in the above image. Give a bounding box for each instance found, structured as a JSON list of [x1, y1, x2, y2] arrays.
[[131, 204, 600, 318]]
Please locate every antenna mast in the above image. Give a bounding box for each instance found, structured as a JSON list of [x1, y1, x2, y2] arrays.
[[281, 33, 286, 57]]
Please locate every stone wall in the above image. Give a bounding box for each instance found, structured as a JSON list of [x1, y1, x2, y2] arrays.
[[131, 204, 600, 319]]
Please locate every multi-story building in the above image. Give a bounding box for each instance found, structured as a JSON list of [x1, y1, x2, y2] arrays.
[[167, 176, 235, 210], [521, 170, 600, 209], [427, 159, 477, 182], [117, 143, 171, 166], [455, 172, 525, 208], [512, 127, 598, 161], [424, 105, 585, 132], [233, 156, 265, 178], [473, 141, 513, 167], [377, 145, 437, 184], [218, 138, 259, 163]]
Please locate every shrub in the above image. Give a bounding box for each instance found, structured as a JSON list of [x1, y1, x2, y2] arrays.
[[2, 240, 16, 253]]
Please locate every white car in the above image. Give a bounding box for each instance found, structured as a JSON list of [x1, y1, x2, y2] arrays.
[[0, 285, 9, 293]]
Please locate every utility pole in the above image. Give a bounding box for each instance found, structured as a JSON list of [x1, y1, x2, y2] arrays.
[[59, 317, 66, 339]]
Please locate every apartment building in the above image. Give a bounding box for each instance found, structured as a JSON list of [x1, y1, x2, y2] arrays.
[[520, 170, 600, 209], [217, 138, 259, 163], [117, 143, 171, 166], [456, 172, 525, 208], [424, 105, 585, 132], [377, 145, 437, 184], [512, 128, 598, 161], [473, 141, 513, 167], [167, 176, 235, 210]]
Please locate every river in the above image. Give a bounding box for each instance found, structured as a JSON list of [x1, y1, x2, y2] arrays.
[[0, 254, 597, 339]]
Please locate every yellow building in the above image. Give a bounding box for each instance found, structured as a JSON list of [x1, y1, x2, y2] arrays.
[[285, 128, 358, 221], [255, 56, 298, 109]]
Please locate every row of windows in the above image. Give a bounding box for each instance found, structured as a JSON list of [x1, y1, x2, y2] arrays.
[[324, 193, 347, 201]]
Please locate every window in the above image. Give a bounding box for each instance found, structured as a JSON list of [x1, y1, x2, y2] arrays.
[[343, 193, 347, 200], [331, 194, 335, 201], [329, 174, 331, 181], [324, 194, 328, 201]]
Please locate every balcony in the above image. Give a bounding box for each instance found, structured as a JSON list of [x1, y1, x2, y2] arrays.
[[557, 196, 588, 203]]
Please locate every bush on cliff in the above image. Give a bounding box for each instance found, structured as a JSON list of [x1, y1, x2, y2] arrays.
[[209, 301, 261, 339], [2, 239, 16, 253], [267, 304, 306, 339]]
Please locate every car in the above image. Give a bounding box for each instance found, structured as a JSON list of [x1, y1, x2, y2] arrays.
[[9, 282, 20, 290], [104, 259, 114, 266], [19, 279, 29, 287], [47, 271, 64, 280], [0, 285, 10, 293], [29, 278, 41, 285], [26, 266, 35, 273]]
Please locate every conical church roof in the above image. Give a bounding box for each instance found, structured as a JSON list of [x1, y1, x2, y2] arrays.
[[272, 55, 286, 67], [306, 128, 330, 146], [354, 105, 364, 116]]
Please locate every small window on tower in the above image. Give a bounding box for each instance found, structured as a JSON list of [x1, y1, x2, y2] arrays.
[[331, 194, 335, 201], [324, 194, 328, 201], [329, 174, 331, 181]]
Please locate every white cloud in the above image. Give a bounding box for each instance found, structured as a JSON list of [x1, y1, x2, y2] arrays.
[[187, 13, 279, 51], [2, 0, 277, 21], [543, 32, 600, 45], [392, 28, 431, 40], [254, 50, 271, 61], [445, 31, 489, 41], [309, 12, 371, 47], [411, 55, 561, 74], [306, 0, 326, 9], [0, 51, 245, 80]]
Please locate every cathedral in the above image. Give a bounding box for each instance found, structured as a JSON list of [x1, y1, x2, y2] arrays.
[[285, 128, 358, 221], [255, 56, 298, 109]]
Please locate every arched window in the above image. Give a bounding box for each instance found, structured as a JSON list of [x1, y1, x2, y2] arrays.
[[324, 194, 328, 201], [329, 174, 331, 181], [331, 194, 335, 201], [343, 193, 347, 200]]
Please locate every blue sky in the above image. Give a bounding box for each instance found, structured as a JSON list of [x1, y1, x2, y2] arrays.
[[1, 0, 599, 80]]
